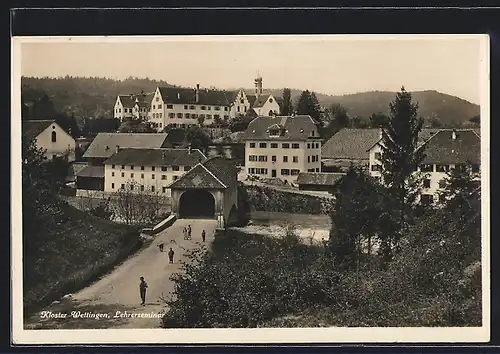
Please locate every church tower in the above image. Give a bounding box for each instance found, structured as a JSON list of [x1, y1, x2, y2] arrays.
[[254, 72, 263, 97]]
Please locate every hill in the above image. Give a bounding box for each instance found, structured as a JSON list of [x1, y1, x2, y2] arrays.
[[21, 77, 479, 127], [243, 88, 479, 127]]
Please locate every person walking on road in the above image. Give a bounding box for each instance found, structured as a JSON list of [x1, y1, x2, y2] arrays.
[[188, 225, 192, 239], [168, 248, 175, 264], [201, 229, 206, 242], [158, 243, 164, 252], [139, 276, 148, 306]]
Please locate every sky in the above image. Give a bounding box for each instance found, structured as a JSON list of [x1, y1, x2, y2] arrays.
[[19, 35, 484, 104]]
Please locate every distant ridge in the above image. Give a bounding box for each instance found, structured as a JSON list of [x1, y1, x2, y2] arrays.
[[21, 76, 479, 126]]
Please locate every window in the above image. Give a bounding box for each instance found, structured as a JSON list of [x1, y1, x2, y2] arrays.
[[269, 129, 279, 136], [436, 164, 450, 172], [282, 143, 290, 149], [214, 114, 220, 119], [371, 164, 381, 172], [420, 194, 433, 205], [291, 169, 300, 175], [161, 166, 168, 171], [152, 186, 155, 192], [177, 113, 183, 118], [188, 105, 194, 110], [51, 131, 57, 142], [283, 156, 288, 162], [292, 143, 300, 149], [185, 113, 190, 119], [271, 143, 278, 148], [293, 156, 298, 163], [111, 183, 115, 189], [249, 155, 257, 162], [224, 107, 229, 111], [141, 166, 145, 170], [237, 107, 240, 112], [173, 176, 179, 180], [111, 172, 115, 177], [184, 166, 191, 171], [162, 187, 167, 193], [248, 168, 255, 174], [192, 114, 198, 119], [167, 104, 173, 109], [272, 155, 276, 162], [158, 104, 162, 109], [112, 164, 115, 169], [152, 105, 155, 110], [156, 97, 159, 102], [258, 155, 267, 162], [259, 142, 267, 148], [184, 105, 188, 109], [169, 113, 175, 118], [131, 173, 134, 178], [471, 164, 480, 173], [162, 175, 167, 180], [240, 99, 244, 104], [423, 179, 431, 188], [206, 114, 212, 119], [269, 98, 273, 103], [121, 165, 125, 169], [121, 172, 125, 177], [141, 185, 145, 191], [207, 106, 211, 110], [374, 152, 381, 160], [315, 143, 319, 149], [307, 156, 310, 163], [307, 143, 311, 149], [215, 106, 220, 111], [172, 165, 180, 171], [130, 165, 134, 170], [121, 184, 125, 189], [312, 130, 315, 136], [201, 106, 206, 110], [281, 169, 290, 175], [420, 164, 434, 172], [316, 168, 320, 172], [141, 173, 144, 179], [307, 168, 315, 172], [130, 184, 134, 191], [152, 174, 155, 179], [249, 143, 256, 148], [311, 155, 316, 162]]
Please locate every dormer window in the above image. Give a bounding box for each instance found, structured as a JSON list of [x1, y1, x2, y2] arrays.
[[269, 129, 280, 137]]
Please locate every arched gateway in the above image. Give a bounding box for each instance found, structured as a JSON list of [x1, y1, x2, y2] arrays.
[[169, 156, 239, 227]]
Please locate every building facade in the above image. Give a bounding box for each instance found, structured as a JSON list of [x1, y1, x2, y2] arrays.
[[114, 93, 152, 121], [243, 115, 322, 183], [22, 120, 76, 162], [103, 148, 206, 197]]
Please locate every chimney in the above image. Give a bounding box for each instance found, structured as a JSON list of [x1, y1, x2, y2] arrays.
[[195, 84, 200, 103], [115, 145, 120, 154], [452, 129, 457, 140], [105, 145, 109, 151], [188, 144, 192, 154], [162, 150, 167, 159], [177, 92, 180, 100]]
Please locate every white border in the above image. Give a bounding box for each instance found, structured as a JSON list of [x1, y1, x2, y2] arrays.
[[11, 34, 491, 345]]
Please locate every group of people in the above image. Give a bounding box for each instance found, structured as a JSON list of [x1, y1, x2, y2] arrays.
[[183, 225, 192, 240]]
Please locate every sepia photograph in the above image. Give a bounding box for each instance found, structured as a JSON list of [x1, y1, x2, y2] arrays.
[[11, 34, 490, 344]]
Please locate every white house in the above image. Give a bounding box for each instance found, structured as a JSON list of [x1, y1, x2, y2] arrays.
[[114, 93, 152, 121], [368, 128, 480, 205], [243, 115, 322, 184], [22, 120, 76, 162], [103, 147, 206, 197], [148, 85, 233, 131]]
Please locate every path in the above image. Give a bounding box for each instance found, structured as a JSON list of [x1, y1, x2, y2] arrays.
[[24, 218, 217, 330]]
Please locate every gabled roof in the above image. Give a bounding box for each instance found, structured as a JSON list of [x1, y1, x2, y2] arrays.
[[366, 128, 441, 152], [244, 115, 318, 141], [83, 133, 169, 159], [322, 128, 381, 160], [22, 120, 56, 140], [252, 94, 272, 108], [246, 94, 257, 107], [157, 86, 232, 106], [297, 172, 346, 186], [118, 93, 152, 108], [103, 148, 206, 167], [168, 156, 237, 190], [135, 101, 150, 108], [418, 129, 480, 165], [118, 95, 136, 108]]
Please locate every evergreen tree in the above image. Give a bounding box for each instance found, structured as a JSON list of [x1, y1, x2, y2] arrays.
[[296, 90, 321, 121], [281, 88, 293, 116], [380, 86, 424, 232], [438, 164, 480, 213], [330, 103, 349, 128]]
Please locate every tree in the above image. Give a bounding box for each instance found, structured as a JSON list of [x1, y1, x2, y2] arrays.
[[296, 90, 321, 121], [437, 165, 480, 213], [424, 115, 443, 128], [380, 86, 424, 235], [228, 115, 253, 133], [468, 115, 480, 126], [281, 88, 293, 116], [114, 181, 164, 225], [369, 112, 389, 128], [349, 116, 369, 128], [197, 115, 206, 126], [118, 119, 155, 133], [185, 126, 212, 154], [329, 103, 349, 128]]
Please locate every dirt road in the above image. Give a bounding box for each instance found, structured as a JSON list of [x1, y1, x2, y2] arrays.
[[24, 218, 217, 330]]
